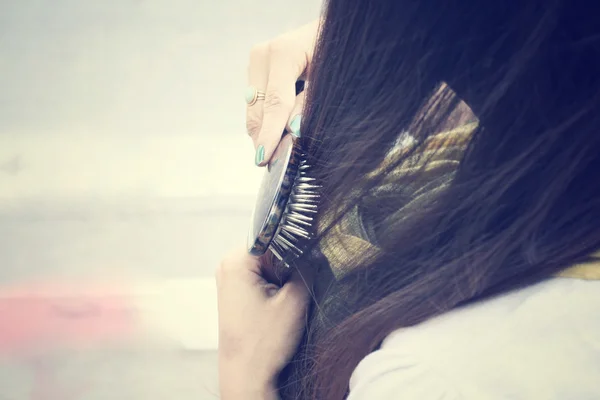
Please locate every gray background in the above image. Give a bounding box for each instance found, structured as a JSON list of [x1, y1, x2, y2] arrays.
[[0, 0, 320, 280]]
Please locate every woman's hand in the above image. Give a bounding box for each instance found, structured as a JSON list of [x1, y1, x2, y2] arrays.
[[216, 247, 312, 400], [246, 19, 320, 166]]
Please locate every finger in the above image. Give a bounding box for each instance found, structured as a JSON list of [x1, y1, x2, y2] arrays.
[[261, 282, 280, 297], [276, 267, 313, 306], [286, 88, 307, 138], [255, 48, 303, 166], [217, 246, 263, 284], [246, 43, 269, 142]]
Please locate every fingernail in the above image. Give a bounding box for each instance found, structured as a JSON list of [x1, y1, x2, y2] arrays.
[[290, 115, 302, 138], [255, 145, 265, 166]]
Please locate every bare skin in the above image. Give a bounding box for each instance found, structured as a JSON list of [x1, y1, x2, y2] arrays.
[[216, 247, 311, 400], [245, 19, 320, 166]]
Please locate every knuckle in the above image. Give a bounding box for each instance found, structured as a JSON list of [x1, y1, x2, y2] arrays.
[[264, 90, 283, 109], [248, 43, 268, 72], [216, 259, 233, 282], [264, 90, 290, 112], [245, 114, 262, 136], [250, 42, 269, 58], [279, 287, 307, 307], [267, 39, 287, 56], [216, 247, 246, 280], [268, 38, 305, 76]]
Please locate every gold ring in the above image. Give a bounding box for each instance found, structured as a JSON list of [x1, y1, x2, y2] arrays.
[[245, 86, 266, 106]]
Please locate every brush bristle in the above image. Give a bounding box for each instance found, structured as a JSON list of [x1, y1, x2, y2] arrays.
[[271, 157, 320, 266]]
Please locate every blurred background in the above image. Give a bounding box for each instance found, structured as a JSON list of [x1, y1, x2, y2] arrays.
[[0, 0, 320, 398]]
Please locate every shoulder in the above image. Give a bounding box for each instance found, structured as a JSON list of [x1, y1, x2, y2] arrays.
[[348, 278, 600, 400]]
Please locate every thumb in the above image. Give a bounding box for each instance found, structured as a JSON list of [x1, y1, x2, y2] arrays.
[[286, 89, 307, 139]]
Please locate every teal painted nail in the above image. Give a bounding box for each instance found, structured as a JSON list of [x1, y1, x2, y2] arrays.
[[290, 114, 301, 137], [255, 145, 265, 165]]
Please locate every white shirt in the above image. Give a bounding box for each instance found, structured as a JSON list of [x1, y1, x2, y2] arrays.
[[348, 278, 600, 399]]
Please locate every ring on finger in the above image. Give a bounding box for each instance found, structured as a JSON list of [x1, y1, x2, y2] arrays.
[[245, 86, 266, 106]]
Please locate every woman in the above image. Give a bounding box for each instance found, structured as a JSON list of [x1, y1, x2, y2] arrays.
[[218, 0, 600, 399]]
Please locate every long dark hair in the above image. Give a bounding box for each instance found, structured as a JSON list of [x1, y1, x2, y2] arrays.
[[281, 0, 600, 398]]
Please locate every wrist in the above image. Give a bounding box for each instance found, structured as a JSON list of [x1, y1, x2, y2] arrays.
[[219, 365, 279, 400], [220, 381, 279, 400]]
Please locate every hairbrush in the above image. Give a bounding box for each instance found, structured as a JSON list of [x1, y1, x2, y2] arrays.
[[247, 133, 320, 266]]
